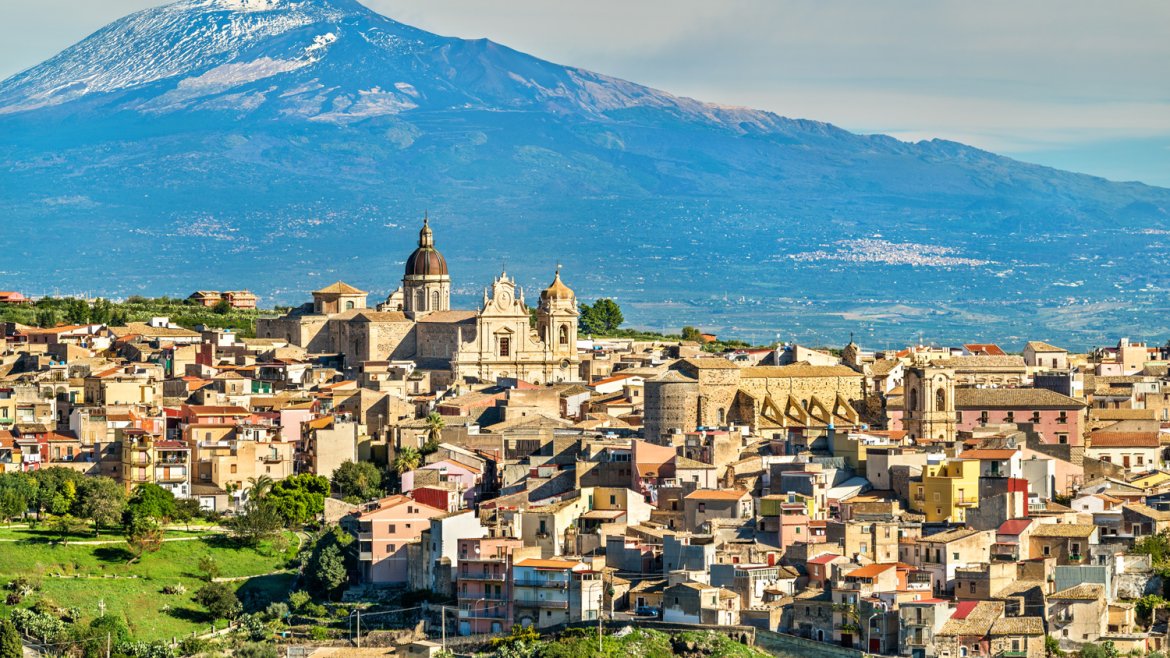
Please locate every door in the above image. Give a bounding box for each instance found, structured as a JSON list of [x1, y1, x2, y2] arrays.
[[870, 638, 881, 652], [840, 633, 852, 647]]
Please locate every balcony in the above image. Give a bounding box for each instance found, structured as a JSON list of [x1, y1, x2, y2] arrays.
[[514, 579, 568, 589], [460, 571, 507, 582], [359, 551, 373, 561], [357, 532, 373, 542], [458, 607, 509, 620], [955, 497, 978, 506], [513, 598, 568, 609]]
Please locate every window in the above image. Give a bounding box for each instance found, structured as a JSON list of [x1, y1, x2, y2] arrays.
[[345, 300, 355, 310], [431, 290, 440, 309], [1005, 411, 1014, 423], [980, 411, 989, 424], [1032, 411, 1041, 423], [953, 552, 959, 560], [969, 582, 975, 593], [910, 389, 919, 411], [935, 388, 946, 412], [499, 336, 511, 357], [609, 495, 616, 505], [1043, 545, 1051, 556], [388, 524, 396, 533], [559, 325, 569, 346], [698, 503, 706, 512]]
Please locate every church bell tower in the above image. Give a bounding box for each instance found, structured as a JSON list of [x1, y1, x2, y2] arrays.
[[402, 215, 450, 317]]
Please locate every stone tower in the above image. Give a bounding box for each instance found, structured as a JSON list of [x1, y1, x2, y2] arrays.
[[537, 266, 578, 361], [402, 216, 450, 316], [904, 360, 956, 443]]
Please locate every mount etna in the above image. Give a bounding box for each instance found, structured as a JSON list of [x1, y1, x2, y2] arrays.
[[1, 0, 1168, 347]]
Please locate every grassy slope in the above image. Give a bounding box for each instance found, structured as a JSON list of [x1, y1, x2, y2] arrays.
[[537, 628, 773, 658], [0, 528, 297, 642], [0, 297, 264, 337]]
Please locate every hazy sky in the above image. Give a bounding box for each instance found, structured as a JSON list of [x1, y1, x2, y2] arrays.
[[2, 0, 1168, 186]]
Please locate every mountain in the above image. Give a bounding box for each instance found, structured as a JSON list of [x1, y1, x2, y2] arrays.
[[1, 0, 1168, 348]]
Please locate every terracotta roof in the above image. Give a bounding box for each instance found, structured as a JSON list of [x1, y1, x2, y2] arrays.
[[313, 281, 366, 295], [1089, 431, 1160, 448], [1049, 583, 1104, 601], [964, 344, 1007, 356], [806, 553, 842, 566], [845, 563, 896, 579], [684, 489, 749, 501], [990, 616, 1044, 636], [997, 519, 1032, 536], [187, 405, 250, 416], [1029, 523, 1096, 538], [954, 388, 1085, 410], [741, 364, 861, 378], [1025, 341, 1066, 353]]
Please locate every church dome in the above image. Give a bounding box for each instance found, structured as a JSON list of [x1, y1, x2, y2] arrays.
[[404, 217, 448, 278], [540, 268, 575, 302]]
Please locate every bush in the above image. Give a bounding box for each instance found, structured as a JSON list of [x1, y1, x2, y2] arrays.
[[237, 614, 268, 642], [308, 626, 330, 641], [176, 637, 209, 657], [162, 584, 187, 595], [264, 602, 289, 621], [234, 642, 278, 658], [288, 590, 311, 612], [303, 603, 328, 618]]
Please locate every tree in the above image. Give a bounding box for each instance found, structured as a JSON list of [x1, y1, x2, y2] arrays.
[[63, 298, 90, 325], [309, 543, 348, 598], [194, 582, 242, 622], [0, 619, 21, 658], [198, 555, 221, 582], [1079, 642, 1119, 658], [228, 499, 283, 547], [579, 298, 623, 335], [30, 467, 82, 518], [266, 474, 328, 526], [246, 475, 274, 501], [89, 298, 113, 325], [423, 412, 445, 453], [83, 615, 130, 658], [125, 483, 176, 523], [1044, 634, 1065, 658], [392, 446, 421, 475], [34, 308, 57, 328], [74, 476, 126, 535], [46, 514, 87, 546], [0, 473, 35, 524], [331, 460, 382, 503], [681, 326, 702, 342], [212, 299, 232, 315], [125, 512, 164, 561], [172, 497, 201, 532]]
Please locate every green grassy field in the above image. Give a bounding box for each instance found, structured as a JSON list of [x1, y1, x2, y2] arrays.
[[0, 529, 299, 642]]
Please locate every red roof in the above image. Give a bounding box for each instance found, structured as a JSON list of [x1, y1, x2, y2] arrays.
[[807, 553, 842, 565], [964, 343, 1007, 356], [998, 519, 1032, 536], [952, 600, 980, 620]]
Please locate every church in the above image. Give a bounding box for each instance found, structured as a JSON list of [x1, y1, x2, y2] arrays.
[[258, 218, 580, 386]]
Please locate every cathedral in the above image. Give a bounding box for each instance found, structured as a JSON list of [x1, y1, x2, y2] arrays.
[[258, 218, 580, 385]]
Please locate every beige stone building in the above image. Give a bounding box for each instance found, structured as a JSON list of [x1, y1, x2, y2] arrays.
[[258, 219, 580, 384]]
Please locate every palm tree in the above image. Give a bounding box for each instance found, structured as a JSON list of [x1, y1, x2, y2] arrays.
[[422, 412, 445, 453], [393, 446, 422, 475], [247, 475, 274, 501]]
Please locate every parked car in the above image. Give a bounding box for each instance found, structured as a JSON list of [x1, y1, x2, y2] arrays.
[[635, 605, 659, 617]]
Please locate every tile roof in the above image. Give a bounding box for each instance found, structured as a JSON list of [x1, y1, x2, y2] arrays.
[[938, 600, 1003, 636], [845, 563, 896, 578], [679, 358, 740, 370], [514, 558, 582, 570], [1029, 523, 1096, 538], [954, 387, 1085, 409], [313, 281, 366, 295], [1049, 583, 1105, 601], [1025, 341, 1066, 353], [934, 355, 1025, 368], [958, 449, 1019, 460], [684, 489, 749, 501], [919, 527, 983, 544], [1089, 431, 1160, 448], [741, 364, 861, 378], [990, 616, 1044, 635], [997, 519, 1032, 536], [964, 344, 1007, 356]]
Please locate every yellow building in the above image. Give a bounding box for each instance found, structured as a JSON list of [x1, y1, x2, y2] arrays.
[[120, 430, 191, 498], [910, 459, 980, 523]]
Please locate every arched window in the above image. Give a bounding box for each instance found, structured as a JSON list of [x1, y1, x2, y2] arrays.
[[935, 387, 946, 412], [499, 336, 511, 357], [345, 300, 355, 311], [432, 290, 440, 310], [717, 408, 726, 425], [558, 324, 569, 346], [909, 388, 919, 411], [415, 290, 423, 310]]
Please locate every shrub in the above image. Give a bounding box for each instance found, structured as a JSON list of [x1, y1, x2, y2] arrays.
[[234, 642, 277, 658], [308, 626, 330, 641], [264, 602, 289, 621], [162, 584, 187, 595], [176, 637, 209, 657], [288, 590, 311, 612], [237, 614, 268, 642]]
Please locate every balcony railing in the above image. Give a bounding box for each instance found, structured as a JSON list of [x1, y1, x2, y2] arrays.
[[513, 598, 568, 609], [460, 571, 507, 582], [955, 497, 978, 506], [359, 551, 373, 561], [514, 579, 568, 589]]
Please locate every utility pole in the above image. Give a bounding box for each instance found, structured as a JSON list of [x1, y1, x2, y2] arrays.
[[356, 609, 361, 648], [106, 632, 111, 658], [597, 577, 604, 653], [441, 605, 447, 653]]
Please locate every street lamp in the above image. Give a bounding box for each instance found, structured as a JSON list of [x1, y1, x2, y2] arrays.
[[865, 601, 888, 654]]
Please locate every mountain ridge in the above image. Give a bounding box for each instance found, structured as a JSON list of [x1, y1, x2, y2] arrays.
[[0, 0, 1168, 347]]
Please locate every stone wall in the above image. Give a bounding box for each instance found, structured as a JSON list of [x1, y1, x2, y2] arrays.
[[644, 376, 699, 442]]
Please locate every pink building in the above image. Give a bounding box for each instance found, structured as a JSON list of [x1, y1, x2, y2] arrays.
[[455, 537, 523, 635], [954, 389, 1086, 445], [778, 503, 811, 550], [278, 405, 315, 444], [401, 459, 483, 509], [356, 495, 446, 585]]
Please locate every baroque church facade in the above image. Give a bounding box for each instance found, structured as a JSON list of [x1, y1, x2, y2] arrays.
[[258, 218, 580, 385]]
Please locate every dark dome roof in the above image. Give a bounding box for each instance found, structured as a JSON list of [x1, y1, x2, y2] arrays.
[[405, 247, 448, 277], [404, 217, 449, 277]]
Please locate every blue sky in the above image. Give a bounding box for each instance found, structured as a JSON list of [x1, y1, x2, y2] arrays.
[[2, 0, 1168, 186]]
